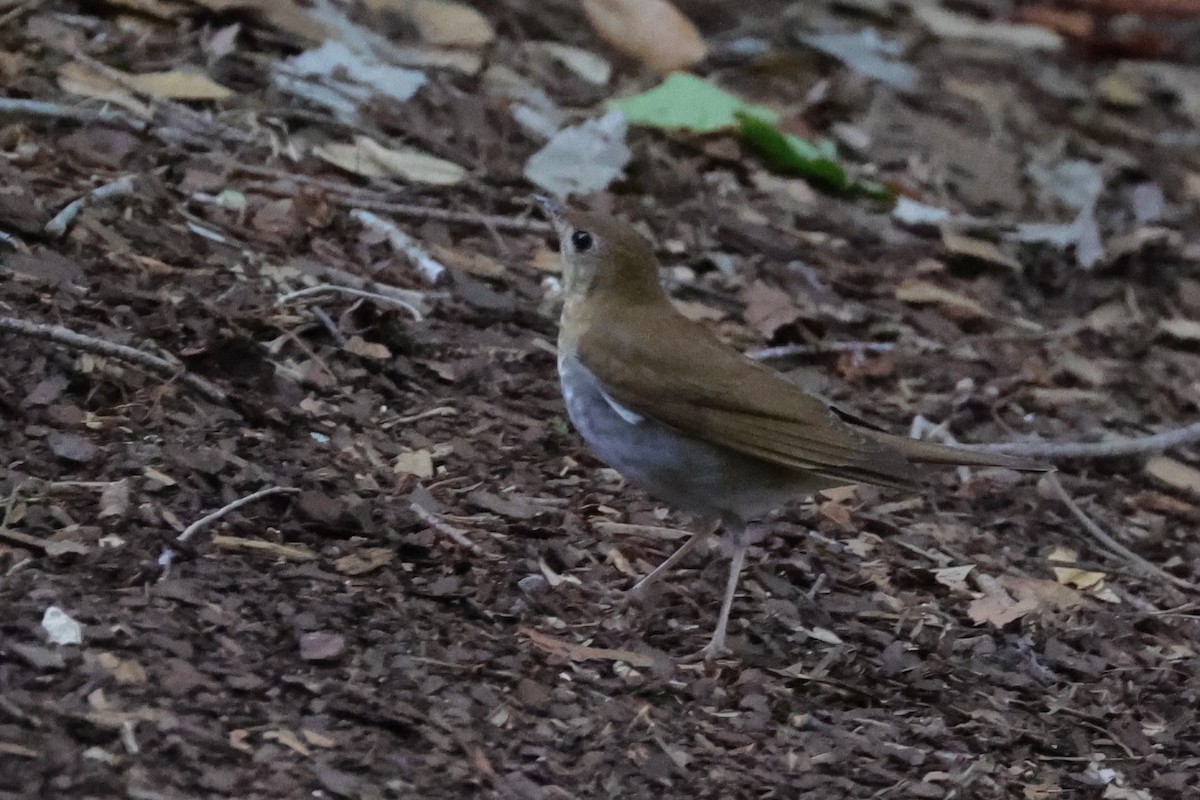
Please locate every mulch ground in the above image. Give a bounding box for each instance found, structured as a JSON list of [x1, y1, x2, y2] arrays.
[[2, 1, 1200, 798]]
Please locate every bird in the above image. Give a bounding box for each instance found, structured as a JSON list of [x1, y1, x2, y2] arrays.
[[536, 196, 1042, 661]]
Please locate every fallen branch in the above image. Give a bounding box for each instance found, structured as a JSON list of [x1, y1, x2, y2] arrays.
[[1042, 473, 1194, 592], [44, 176, 136, 238], [178, 487, 300, 542], [0, 316, 227, 403], [972, 421, 1200, 460], [276, 284, 423, 321]]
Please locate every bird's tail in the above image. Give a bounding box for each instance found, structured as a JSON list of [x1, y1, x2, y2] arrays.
[[870, 431, 1048, 472]]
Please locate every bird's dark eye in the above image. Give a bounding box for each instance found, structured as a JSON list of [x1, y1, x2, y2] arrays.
[[570, 229, 594, 252]]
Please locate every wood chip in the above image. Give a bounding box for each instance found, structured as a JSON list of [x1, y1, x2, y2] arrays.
[[210, 535, 316, 560]]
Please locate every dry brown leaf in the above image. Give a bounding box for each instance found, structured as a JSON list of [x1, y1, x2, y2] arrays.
[[333, 547, 394, 576], [425, 242, 505, 278], [124, 69, 233, 100], [365, 0, 494, 47], [581, 0, 707, 73], [895, 279, 987, 318], [933, 564, 975, 591], [671, 299, 724, 322], [1002, 575, 1084, 611], [189, 0, 333, 42], [1046, 545, 1106, 589], [344, 336, 393, 361], [942, 229, 1023, 272], [742, 280, 801, 337], [95, 652, 149, 685], [1145, 456, 1200, 496], [313, 136, 466, 185], [967, 577, 1038, 627], [520, 627, 655, 667], [57, 62, 152, 117]]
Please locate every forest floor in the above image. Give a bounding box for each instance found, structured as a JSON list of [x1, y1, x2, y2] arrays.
[[2, 1, 1200, 798]]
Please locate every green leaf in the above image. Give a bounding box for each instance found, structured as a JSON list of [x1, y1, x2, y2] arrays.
[[610, 73, 777, 133], [735, 112, 892, 200]]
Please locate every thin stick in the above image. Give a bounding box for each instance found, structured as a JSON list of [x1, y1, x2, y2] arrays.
[[748, 341, 895, 361], [1043, 473, 1194, 591], [276, 284, 423, 320], [411, 502, 481, 554], [177, 487, 300, 542], [972, 421, 1200, 460], [295, 262, 430, 309], [225, 161, 552, 233], [44, 176, 136, 237], [351, 210, 447, 283], [345, 197, 553, 234], [0, 316, 227, 403], [0, 97, 143, 127]]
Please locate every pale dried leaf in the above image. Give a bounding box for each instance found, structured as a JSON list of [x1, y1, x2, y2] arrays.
[[403, 0, 494, 46], [313, 136, 466, 185], [942, 229, 1022, 272], [1145, 456, 1200, 497], [393, 450, 434, 479], [124, 69, 233, 100], [1000, 576, 1084, 613], [524, 112, 629, 198], [57, 62, 153, 117], [99, 479, 131, 519], [263, 728, 311, 756], [343, 335, 393, 361], [96, 652, 148, 684], [933, 564, 975, 591], [526, 41, 612, 85], [967, 581, 1038, 627], [895, 279, 986, 318], [581, 0, 707, 73], [301, 728, 337, 748], [333, 547, 394, 576]]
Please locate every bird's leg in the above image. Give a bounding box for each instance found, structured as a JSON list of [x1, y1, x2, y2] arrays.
[[696, 536, 747, 661], [683, 520, 756, 663], [625, 518, 719, 601]]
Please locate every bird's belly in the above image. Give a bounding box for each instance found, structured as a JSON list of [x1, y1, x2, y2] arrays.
[[558, 356, 827, 522]]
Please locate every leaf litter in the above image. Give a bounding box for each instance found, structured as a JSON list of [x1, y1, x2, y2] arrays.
[[2, 0, 1200, 798]]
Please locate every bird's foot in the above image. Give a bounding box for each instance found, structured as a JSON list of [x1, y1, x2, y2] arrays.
[[679, 637, 731, 664], [620, 580, 653, 607]]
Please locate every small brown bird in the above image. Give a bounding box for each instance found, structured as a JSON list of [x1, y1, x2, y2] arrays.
[[538, 197, 1039, 660]]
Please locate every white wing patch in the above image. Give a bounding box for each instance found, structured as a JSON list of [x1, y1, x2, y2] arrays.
[[601, 389, 644, 425]]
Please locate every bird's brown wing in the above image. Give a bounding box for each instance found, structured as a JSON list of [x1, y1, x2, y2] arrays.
[[577, 303, 1037, 491]]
